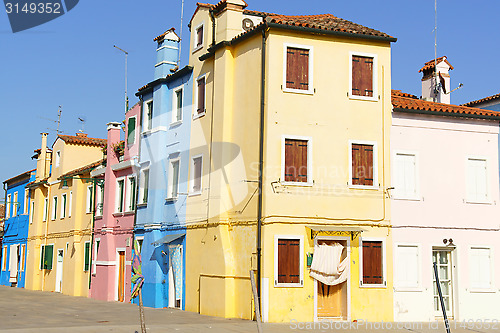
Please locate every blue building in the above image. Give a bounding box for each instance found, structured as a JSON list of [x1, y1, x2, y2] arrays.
[[463, 93, 500, 112], [134, 28, 193, 309], [1, 169, 35, 287]]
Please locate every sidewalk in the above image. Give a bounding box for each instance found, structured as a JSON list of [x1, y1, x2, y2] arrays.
[[0, 286, 497, 332]]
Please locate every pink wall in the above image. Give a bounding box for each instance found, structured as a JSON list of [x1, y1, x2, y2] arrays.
[[391, 112, 500, 321]]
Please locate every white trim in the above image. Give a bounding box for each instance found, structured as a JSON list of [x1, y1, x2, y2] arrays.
[[12, 192, 18, 217], [392, 150, 421, 200], [282, 43, 314, 95], [393, 242, 423, 292], [190, 154, 203, 195], [138, 168, 149, 205], [261, 277, 269, 322], [126, 115, 137, 146], [157, 44, 179, 51], [172, 84, 184, 124], [68, 191, 72, 217], [155, 60, 178, 67], [60, 193, 67, 219], [90, 166, 105, 177], [92, 238, 101, 275], [43, 197, 48, 221], [167, 157, 181, 200], [5, 194, 11, 219], [281, 135, 313, 186], [359, 237, 387, 288], [348, 51, 378, 101], [55, 150, 61, 168], [29, 200, 34, 224], [465, 155, 491, 204], [51, 195, 58, 220], [468, 245, 495, 293], [24, 189, 29, 215], [1, 246, 7, 271], [115, 177, 126, 213], [86, 185, 93, 214], [142, 99, 154, 133], [193, 74, 207, 119], [125, 175, 137, 213], [348, 140, 379, 190], [313, 236, 351, 322], [192, 22, 205, 53], [95, 261, 117, 266], [273, 234, 304, 288]]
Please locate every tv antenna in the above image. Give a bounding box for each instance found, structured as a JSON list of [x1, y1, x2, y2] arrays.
[[114, 45, 129, 113], [78, 116, 86, 133], [178, 0, 185, 65], [39, 106, 63, 135]]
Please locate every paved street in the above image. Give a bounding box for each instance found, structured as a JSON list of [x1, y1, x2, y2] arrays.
[[1, 286, 499, 333]]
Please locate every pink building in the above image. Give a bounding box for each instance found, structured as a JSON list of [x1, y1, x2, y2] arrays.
[[90, 103, 141, 302], [391, 87, 500, 321]]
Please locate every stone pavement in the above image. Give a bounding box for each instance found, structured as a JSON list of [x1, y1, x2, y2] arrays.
[[0, 286, 498, 333]]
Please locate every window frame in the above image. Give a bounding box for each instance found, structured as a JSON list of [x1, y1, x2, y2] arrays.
[[138, 168, 149, 206], [20, 244, 26, 272], [359, 237, 387, 288], [282, 43, 314, 95], [43, 197, 48, 222], [469, 246, 495, 292], [125, 175, 137, 212], [171, 85, 184, 125], [6, 194, 11, 219], [68, 191, 72, 217], [86, 185, 93, 214], [274, 234, 304, 288], [392, 150, 420, 200], [115, 177, 125, 213], [193, 22, 204, 53], [24, 189, 29, 215], [2, 246, 7, 271], [51, 195, 58, 221], [95, 182, 104, 217], [194, 74, 207, 119], [29, 200, 34, 224], [127, 115, 137, 146], [92, 238, 101, 275], [465, 156, 490, 204], [12, 192, 18, 217], [142, 99, 153, 133], [83, 241, 91, 272], [394, 243, 422, 291], [55, 150, 61, 168], [60, 193, 67, 219], [190, 154, 203, 195], [281, 135, 313, 186], [348, 140, 379, 190], [348, 51, 378, 101], [40, 244, 54, 270], [167, 157, 181, 200]]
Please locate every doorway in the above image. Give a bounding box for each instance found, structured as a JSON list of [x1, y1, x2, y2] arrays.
[[167, 245, 183, 308], [117, 251, 125, 302], [314, 238, 349, 321], [55, 249, 63, 292], [432, 249, 453, 318]]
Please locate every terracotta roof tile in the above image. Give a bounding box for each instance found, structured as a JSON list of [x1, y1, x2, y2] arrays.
[[391, 90, 418, 99], [392, 91, 500, 119], [57, 133, 106, 147], [59, 160, 104, 180], [419, 56, 454, 73], [462, 93, 500, 107], [153, 27, 179, 43]]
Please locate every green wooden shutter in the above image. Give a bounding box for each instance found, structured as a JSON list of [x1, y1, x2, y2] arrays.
[[43, 245, 53, 270], [84, 242, 90, 271], [127, 117, 136, 145], [40, 246, 45, 269]]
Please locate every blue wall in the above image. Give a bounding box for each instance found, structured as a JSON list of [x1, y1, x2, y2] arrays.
[[135, 67, 193, 309], [1, 170, 34, 288]]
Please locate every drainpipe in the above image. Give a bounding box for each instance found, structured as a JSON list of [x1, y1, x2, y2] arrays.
[[256, 26, 267, 311], [89, 176, 98, 290], [209, 9, 216, 46]]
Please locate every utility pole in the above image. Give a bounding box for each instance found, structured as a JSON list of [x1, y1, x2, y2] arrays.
[[114, 45, 129, 113]]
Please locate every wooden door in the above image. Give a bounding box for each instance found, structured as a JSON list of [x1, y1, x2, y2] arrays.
[[118, 251, 125, 302]]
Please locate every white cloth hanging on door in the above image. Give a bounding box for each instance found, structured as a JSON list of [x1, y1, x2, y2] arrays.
[[309, 242, 348, 286]]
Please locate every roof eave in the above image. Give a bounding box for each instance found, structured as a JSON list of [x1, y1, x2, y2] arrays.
[[136, 66, 194, 97], [393, 107, 500, 121]]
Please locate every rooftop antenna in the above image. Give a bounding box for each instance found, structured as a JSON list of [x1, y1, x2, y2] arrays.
[[178, 0, 185, 65], [78, 116, 86, 133], [39, 106, 63, 135], [433, 0, 439, 101], [114, 45, 129, 113]]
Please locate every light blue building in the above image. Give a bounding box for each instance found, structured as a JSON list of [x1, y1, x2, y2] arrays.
[[134, 28, 193, 309], [1, 169, 35, 288], [463, 93, 500, 112]]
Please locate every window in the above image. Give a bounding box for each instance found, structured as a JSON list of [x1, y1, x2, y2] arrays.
[[12, 192, 18, 217], [143, 100, 153, 131], [172, 86, 183, 123], [196, 76, 206, 116], [126, 176, 136, 212], [282, 137, 311, 184], [43, 198, 48, 221], [470, 247, 492, 290], [51, 196, 58, 220], [40, 244, 54, 270], [69, 191, 72, 217], [393, 152, 418, 199], [360, 239, 385, 286], [191, 156, 203, 193], [6, 194, 10, 219], [29, 200, 34, 224], [194, 23, 204, 51], [350, 52, 377, 100], [86, 186, 93, 214], [84, 242, 91, 271], [274, 235, 303, 287], [395, 245, 419, 289], [127, 116, 136, 145], [2, 246, 7, 271], [139, 169, 149, 205], [350, 142, 377, 188], [116, 179, 125, 213], [95, 183, 104, 217], [168, 159, 180, 199], [61, 193, 67, 219], [466, 158, 488, 203], [283, 44, 313, 94], [55, 150, 61, 167], [20, 244, 26, 272], [136, 237, 144, 254], [24, 189, 29, 214], [92, 239, 100, 274]]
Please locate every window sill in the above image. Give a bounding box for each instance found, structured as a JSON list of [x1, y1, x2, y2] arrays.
[[392, 196, 421, 201], [141, 130, 152, 136], [349, 184, 379, 190], [112, 212, 124, 217], [123, 211, 135, 216], [170, 120, 182, 128], [281, 181, 313, 187], [95, 215, 103, 219], [137, 203, 147, 208], [348, 94, 378, 102], [189, 191, 202, 197], [469, 288, 497, 293], [394, 287, 423, 292], [165, 197, 178, 202], [282, 87, 314, 95], [274, 282, 304, 288], [359, 283, 387, 289], [465, 200, 492, 205], [193, 111, 206, 120], [192, 45, 203, 54]]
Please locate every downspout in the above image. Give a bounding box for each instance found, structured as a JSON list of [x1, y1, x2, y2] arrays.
[[89, 176, 98, 290], [256, 26, 267, 311], [209, 9, 216, 46]]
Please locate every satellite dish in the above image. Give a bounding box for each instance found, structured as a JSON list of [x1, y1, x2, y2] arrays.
[[242, 18, 254, 32]]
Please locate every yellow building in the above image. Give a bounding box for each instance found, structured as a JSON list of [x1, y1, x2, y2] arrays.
[[26, 133, 106, 296], [184, 0, 396, 323]]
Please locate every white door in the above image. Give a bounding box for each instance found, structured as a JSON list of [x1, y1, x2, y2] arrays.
[[55, 249, 64, 292], [168, 245, 183, 308], [168, 261, 175, 308], [9, 245, 18, 284], [432, 250, 453, 318]]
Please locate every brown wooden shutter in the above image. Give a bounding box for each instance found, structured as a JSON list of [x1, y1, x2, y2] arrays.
[[352, 56, 373, 97], [285, 139, 308, 183], [352, 56, 362, 96], [197, 26, 203, 47], [352, 144, 374, 186], [362, 241, 383, 284], [286, 47, 309, 90], [278, 239, 300, 284], [197, 78, 205, 113]]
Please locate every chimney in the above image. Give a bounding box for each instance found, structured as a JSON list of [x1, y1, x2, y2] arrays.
[[153, 28, 180, 80], [36, 133, 49, 180], [214, 0, 248, 42], [419, 56, 453, 104], [106, 122, 122, 165]]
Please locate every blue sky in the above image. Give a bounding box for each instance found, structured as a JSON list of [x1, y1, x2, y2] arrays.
[[1, 0, 499, 187]]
